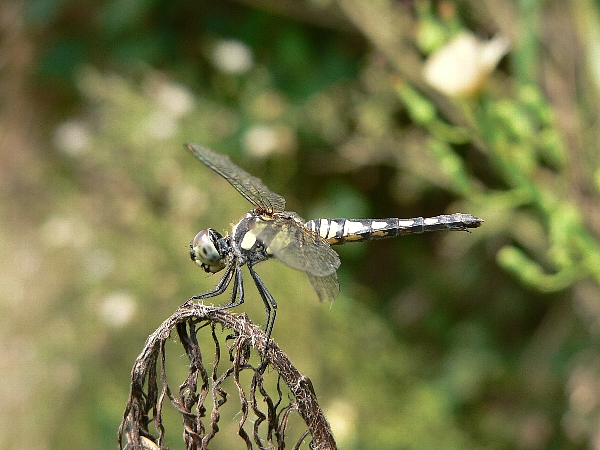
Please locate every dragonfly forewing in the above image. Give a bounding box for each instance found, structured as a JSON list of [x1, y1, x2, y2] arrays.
[[186, 143, 286, 214]]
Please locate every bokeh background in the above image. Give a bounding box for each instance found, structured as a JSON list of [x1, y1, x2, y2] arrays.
[[2, 0, 600, 448]]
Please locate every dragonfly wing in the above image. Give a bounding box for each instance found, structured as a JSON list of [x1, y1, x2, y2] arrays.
[[307, 273, 340, 303], [263, 217, 341, 278], [186, 143, 286, 213]]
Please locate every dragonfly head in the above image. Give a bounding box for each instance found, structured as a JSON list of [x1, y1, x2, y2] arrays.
[[190, 228, 226, 273]]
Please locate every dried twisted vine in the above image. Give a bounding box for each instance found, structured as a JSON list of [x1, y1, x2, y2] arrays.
[[118, 301, 336, 450]]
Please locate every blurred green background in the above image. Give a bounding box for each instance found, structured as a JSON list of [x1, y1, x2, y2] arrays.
[[2, 0, 600, 448]]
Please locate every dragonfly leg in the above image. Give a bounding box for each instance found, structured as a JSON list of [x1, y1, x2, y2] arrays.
[[248, 264, 277, 340], [190, 260, 246, 310], [189, 262, 236, 302], [214, 264, 245, 310]]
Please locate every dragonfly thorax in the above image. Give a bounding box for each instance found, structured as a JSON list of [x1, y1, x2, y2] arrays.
[[190, 228, 227, 273]]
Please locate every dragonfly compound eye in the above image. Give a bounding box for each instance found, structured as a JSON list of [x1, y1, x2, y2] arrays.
[[191, 229, 226, 273]]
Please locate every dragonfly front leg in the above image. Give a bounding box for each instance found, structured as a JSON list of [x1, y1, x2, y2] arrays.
[[247, 264, 277, 340], [190, 261, 235, 302], [191, 259, 247, 315], [214, 263, 246, 310]]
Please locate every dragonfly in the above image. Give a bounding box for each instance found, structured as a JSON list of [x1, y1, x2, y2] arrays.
[[186, 144, 483, 338]]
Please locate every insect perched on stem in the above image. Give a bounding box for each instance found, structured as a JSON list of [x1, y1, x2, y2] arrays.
[[186, 144, 483, 338]]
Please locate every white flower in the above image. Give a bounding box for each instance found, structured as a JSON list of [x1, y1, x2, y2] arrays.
[[423, 32, 510, 97], [212, 39, 253, 75]]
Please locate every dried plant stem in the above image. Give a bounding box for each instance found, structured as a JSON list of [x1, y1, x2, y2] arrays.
[[119, 301, 336, 450]]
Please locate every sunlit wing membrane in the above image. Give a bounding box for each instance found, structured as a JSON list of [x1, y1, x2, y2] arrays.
[[186, 143, 286, 214], [307, 273, 340, 303], [261, 217, 341, 277]]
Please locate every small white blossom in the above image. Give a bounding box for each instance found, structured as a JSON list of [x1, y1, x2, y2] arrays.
[[212, 39, 253, 75], [424, 32, 510, 97]]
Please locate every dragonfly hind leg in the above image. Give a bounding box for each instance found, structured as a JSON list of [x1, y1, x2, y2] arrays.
[[248, 264, 277, 340]]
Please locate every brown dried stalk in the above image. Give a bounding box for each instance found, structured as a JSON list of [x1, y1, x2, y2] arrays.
[[118, 301, 336, 450]]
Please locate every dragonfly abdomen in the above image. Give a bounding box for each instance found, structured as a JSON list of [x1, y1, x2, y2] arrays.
[[306, 213, 483, 245]]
